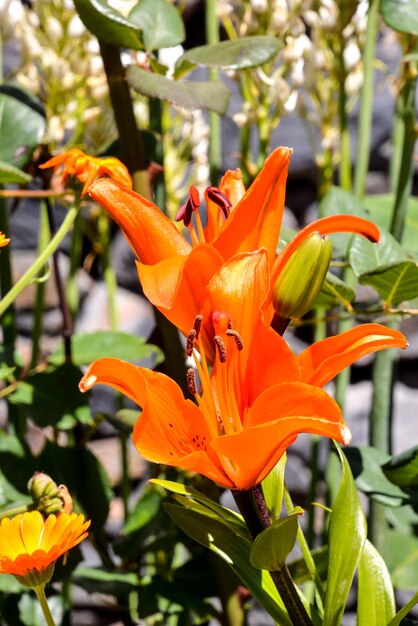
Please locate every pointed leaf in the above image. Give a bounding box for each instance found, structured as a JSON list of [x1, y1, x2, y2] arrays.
[[382, 530, 418, 590], [388, 592, 418, 626], [122, 490, 163, 535], [262, 454, 286, 521], [381, 0, 418, 34], [316, 272, 355, 309], [47, 331, 163, 367], [363, 193, 418, 254], [323, 445, 367, 626], [74, 567, 140, 596], [128, 0, 185, 51], [357, 539, 396, 626], [126, 65, 230, 114], [250, 508, 304, 570], [382, 444, 418, 487], [177, 36, 281, 70], [0, 160, 31, 184], [0, 90, 45, 169], [164, 502, 292, 625], [360, 261, 418, 306], [73, 0, 143, 49], [349, 231, 406, 277]]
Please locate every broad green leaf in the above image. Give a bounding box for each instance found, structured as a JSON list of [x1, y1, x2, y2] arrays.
[[382, 444, 418, 487], [164, 503, 292, 625], [381, 0, 418, 34], [388, 591, 418, 626], [0, 575, 25, 593], [250, 508, 304, 570], [316, 272, 355, 309], [9, 364, 92, 429], [382, 530, 418, 590], [128, 0, 185, 51], [126, 65, 230, 115], [344, 446, 410, 506], [360, 261, 418, 306], [151, 478, 249, 538], [73, 0, 143, 49], [349, 231, 406, 277], [323, 445, 367, 626], [47, 331, 163, 367], [357, 539, 396, 626], [74, 567, 140, 596], [38, 440, 112, 530], [122, 490, 163, 534], [0, 90, 45, 169], [0, 160, 31, 184], [177, 36, 281, 70], [362, 194, 418, 254]]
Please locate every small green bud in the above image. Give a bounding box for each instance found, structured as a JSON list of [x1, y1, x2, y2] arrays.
[[273, 232, 332, 319], [27, 472, 73, 516]]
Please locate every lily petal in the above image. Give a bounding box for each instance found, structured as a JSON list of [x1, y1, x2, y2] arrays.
[[89, 178, 191, 263], [213, 146, 292, 265], [297, 323, 408, 387]]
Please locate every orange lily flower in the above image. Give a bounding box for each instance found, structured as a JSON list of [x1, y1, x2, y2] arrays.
[[0, 231, 10, 248], [40, 148, 132, 196], [0, 511, 90, 585], [87, 146, 380, 351], [79, 251, 407, 491]]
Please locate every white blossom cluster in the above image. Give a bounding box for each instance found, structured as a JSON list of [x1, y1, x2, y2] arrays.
[[218, 0, 368, 158]]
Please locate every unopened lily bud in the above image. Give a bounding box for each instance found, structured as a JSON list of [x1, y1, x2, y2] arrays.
[[273, 233, 332, 319], [27, 472, 72, 515]]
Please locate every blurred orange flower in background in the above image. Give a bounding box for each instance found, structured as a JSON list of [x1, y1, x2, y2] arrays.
[[40, 148, 132, 196], [0, 231, 10, 248], [0, 511, 90, 583]]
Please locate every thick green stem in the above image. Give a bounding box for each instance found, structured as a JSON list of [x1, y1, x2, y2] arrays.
[[34, 585, 57, 626], [149, 98, 166, 211], [30, 204, 50, 369], [0, 206, 79, 317], [0, 504, 30, 519], [270, 566, 313, 626], [205, 0, 221, 184], [99, 41, 152, 199], [97, 211, 118, 330], [337, 44, 351, 193], [66, 211, 83, 319], [353, 0, 380, 200]]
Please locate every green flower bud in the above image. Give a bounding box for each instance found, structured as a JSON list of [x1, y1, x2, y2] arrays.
[[273, 232, 332, 319], [27, 472, 73, 516]]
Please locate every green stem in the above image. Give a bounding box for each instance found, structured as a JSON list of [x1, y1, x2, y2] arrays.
[[205, 0, 221, 184], [97, 211, 118, 330], [337, 41, 351, 192], [0, 194, 17, 365], [99, 41, 152, 199], [353, 0, 380, 200], [66, 211, 83, 319], [0, 504, 30, 519], [149, 98, 166, 211], [0, 206, 79, 317], [34, 585, 57, 626], [30, 203, 50, 369], [270, 566, 313, 626]]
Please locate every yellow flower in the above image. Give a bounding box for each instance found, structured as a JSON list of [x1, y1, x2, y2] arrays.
[[0, 231, 10, 248], [0, 511, 90, 587]]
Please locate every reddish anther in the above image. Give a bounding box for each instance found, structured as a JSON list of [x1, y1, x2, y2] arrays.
[[186, 368, 197, 395], [214, 336, 227, 363], [226, 329, 244, 351], [205, 186, 232, 219], [186, 329, 197, 356], [175, 185, 201, 226], [194, 314, 203, 339]]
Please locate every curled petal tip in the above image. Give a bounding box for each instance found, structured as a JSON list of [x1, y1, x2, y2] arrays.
[[79, 374, 97, 393], [341, 425, 352, 446]]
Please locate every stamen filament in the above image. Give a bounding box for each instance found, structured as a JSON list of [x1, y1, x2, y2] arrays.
[[189, 222, 200, 247], [194, 210, 206, 244]]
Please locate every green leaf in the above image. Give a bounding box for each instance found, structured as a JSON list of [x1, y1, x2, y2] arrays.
[[74, 567, 140, 596], [288, 546, 329, 584], [9, 364, 92, 429], [360, 261, 418, 306], [0, 90, 45, 169], [0, 160, 31, 184], [357, 539, 396, 626], [178, 36, 281, 70], [362, 194, 418, 254], [47, 331, 163, 367], [319, 186, 369, 255], [349, 231, 406, 277], [122, 490, 163, 534], [262, 454, 286, 521], [0, 431, 36, 506], [344, 446, 410, 506], [73, 0, 143, 49], [388, 591, 418, 626], [382, 445, 418, 487], [381, 0, 418, 34], [164, 502, 292, 626], [382, 530, 418, 590], [250, 508, 304, 570], [128, 0, 185, 51], [126, 65, 231, 115], [316, 272, 355, 309], [323, 445, 367, 626]]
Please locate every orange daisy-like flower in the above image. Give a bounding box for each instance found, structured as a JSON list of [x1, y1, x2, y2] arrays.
[[0, 231, 10, 248], [79, 251, 407, 491], [0, 511, 90, 585], [87, 146, 379, 357], [40, 148, 132, 197]]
